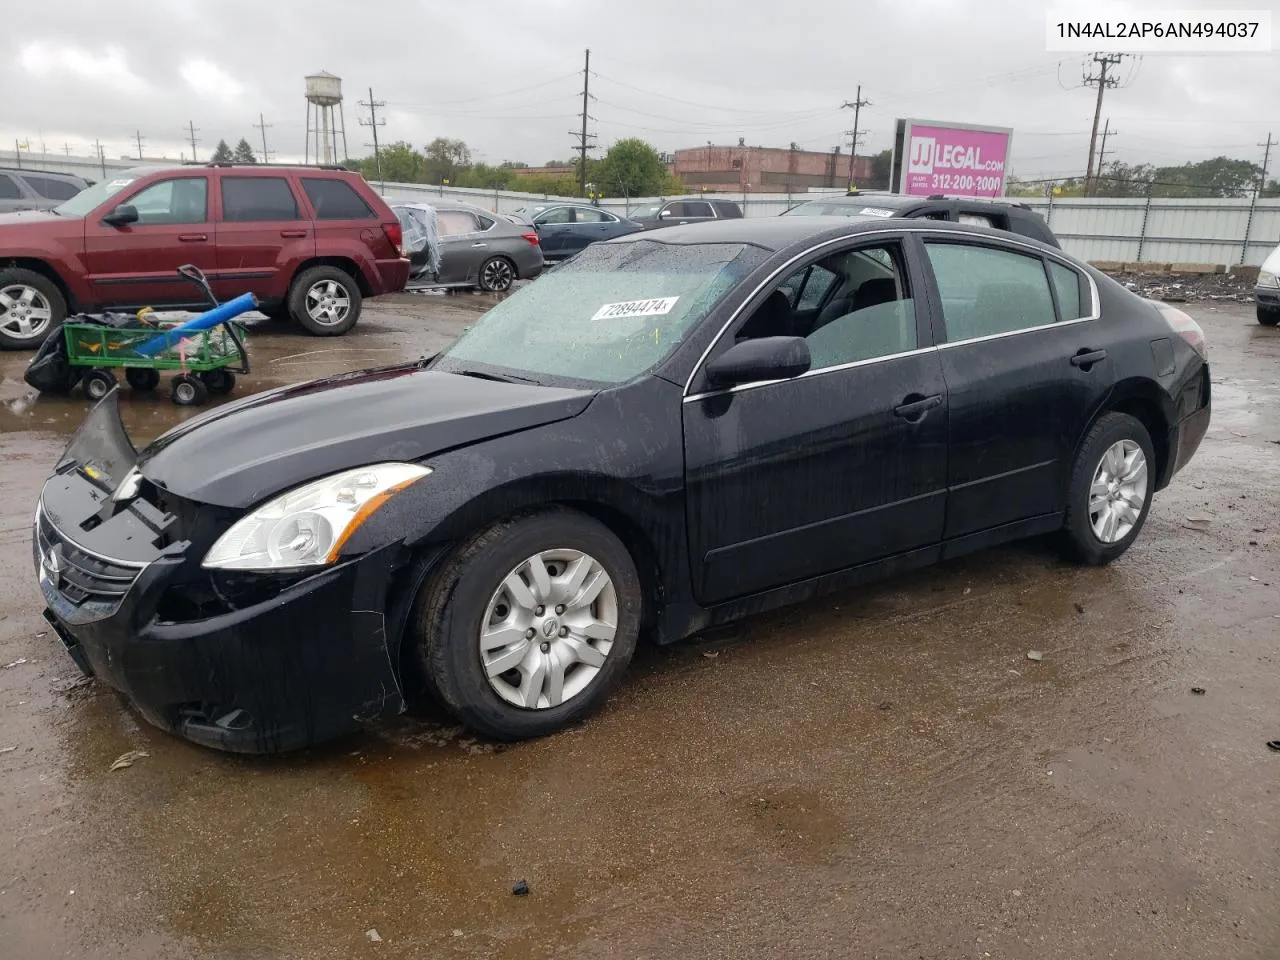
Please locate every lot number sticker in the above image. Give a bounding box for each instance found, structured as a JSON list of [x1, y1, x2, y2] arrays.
[[592, 296, 680, 321], [859, 207, 897, 217]]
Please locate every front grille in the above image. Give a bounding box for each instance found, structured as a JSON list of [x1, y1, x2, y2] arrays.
[[36, 508, 146, 607]]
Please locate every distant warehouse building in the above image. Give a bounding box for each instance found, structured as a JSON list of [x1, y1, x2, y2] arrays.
[[671, 143, 875, 194]]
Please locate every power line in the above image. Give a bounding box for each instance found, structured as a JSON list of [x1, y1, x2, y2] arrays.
[[254, 113, 273, 162], [385, 71, 580, 108], [1082, 53, 1128, 194], [570, 48, 596, 198], [358, 88, 386, 186], [186, 121, 200, 163]]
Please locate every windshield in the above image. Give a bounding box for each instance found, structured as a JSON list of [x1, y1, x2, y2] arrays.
[[434, 239, 768, 385], [784, 199, 903, 218], [53, 174, 144, 217]]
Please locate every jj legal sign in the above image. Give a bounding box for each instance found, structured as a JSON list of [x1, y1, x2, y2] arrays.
[[890, 119, 1013, 198]]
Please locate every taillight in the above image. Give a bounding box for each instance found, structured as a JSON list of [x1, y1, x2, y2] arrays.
[[1154, 302, 1208, 359], [521, 231, 540, 247], [382, 221, 404, 257]]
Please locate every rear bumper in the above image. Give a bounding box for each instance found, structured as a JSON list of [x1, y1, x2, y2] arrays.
[[370, 257, 411, 295], [1167, 364, 1211, 482]]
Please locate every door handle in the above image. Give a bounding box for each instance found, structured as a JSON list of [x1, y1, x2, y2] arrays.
[[471, 242, 488, 248], [1070, 348, 1107, 368], [280, 229, 307, 238], [893, 393, 943, 422], [178, 233, 207, 242]]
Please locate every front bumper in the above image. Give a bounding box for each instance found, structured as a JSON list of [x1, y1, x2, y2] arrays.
[[1254, 284, 1280, 311], [35, 479, 406, 755]]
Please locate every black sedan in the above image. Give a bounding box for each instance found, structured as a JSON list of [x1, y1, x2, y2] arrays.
[[32, 216, 1211, 753], [509, 202, 643, 261]]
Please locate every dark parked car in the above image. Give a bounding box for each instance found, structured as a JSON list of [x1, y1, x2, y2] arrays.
[[628, 197, 744, 230], [392, 201, 543, 292], [0, 163, 409, 348], [783, 190, 1059, 247], [0, 167, 89, 214], [509, 202, 643, 261], [34, 215, 1210, 753]]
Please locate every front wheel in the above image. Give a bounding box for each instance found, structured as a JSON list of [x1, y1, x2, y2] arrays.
[[1061, 412, 1156, 566], [289, 266, 363, 336], [477, 257, 516, 293], [412, 508, 642, 740], [1258, 305, 1280, 327], [170, 373, 209, 406], [83, 369, 118, 402], [0, 268, 67, 350]]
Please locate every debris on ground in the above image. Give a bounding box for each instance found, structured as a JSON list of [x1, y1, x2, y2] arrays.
[[1184, 516, 1213, 531], [108, 750, 149, 771], [701, 651, 719, 659], [512, 880, 530, 896], [1191, 687, 1206, 695], [1027, 651, 1044, 662], [0, 746, 17, 754], [51, 676, 93, 693], [1107, 269, 1254, 303], [365, 928, 382, 942], [1074, 603, 1085, 614], [877, 701, 893, 710], [3, 658, 29, 668], [1267, 741, 1280, 753]]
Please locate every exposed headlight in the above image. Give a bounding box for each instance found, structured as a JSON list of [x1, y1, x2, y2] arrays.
[[202, 463, 431, 571], [1258, 270, 1279, 288]]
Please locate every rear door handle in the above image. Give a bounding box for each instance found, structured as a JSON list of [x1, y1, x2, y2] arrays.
[[178, 233, 207, 242], [1070, 348, 1107, 368], [280, 229, 307, 238], [893, 393, 943, 421], [471, 242, 488, 248]]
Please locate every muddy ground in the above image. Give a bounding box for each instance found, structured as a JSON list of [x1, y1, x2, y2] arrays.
[[1, 294, 1277, 960]]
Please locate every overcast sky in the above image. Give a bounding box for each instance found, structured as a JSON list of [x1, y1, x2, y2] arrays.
[[6, 0, 1278, 180]]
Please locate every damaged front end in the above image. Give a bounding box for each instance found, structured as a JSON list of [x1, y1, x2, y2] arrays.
[[33, 391, 412, 754]]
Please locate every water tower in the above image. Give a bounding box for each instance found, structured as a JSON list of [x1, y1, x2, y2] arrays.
[[305, 70, 348, 165]]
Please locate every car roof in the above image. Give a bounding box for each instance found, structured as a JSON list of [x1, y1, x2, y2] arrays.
[[791, 193, 1030, 213], [0, 167, 85, 180], [607, 214, 1064, 254]]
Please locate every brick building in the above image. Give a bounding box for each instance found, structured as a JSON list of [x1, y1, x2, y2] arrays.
[[671, 144, 874, 193]]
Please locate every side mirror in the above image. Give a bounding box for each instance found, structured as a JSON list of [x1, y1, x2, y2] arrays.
[[658, 209, 671, 219], [103, 204, 138, 227], [705, 336, 811, 388]]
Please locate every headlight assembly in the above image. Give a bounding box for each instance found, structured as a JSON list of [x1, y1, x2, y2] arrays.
[[202, 463, 430, 571], [1257, 270, 1279, 288]]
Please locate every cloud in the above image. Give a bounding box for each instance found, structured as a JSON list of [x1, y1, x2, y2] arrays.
[[180, 59, 244, 103], [18, 40, 148, 95]]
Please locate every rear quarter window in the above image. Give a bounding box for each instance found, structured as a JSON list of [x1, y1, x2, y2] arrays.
[[301, 178, 375, 219]]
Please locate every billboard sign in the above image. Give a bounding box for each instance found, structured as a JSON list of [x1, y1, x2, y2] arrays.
[[891, 119, 1013, 198]]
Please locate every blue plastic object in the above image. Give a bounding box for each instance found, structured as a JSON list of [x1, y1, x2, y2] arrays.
[[132, 293, 259, 356]]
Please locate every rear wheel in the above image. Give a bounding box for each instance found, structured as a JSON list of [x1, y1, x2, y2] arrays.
[[199, 369, 236, 395], [125, 368, 160, 392], [83, 369, 117, 402], [412, 508, 642, 740], [0, 268, 66, 350], [477, 257, 516, 293], [289, 266, 362, 336], [170, 373, 208, 406], [1062, 412, 1156, 566], [1258, 305, 1280, 327]]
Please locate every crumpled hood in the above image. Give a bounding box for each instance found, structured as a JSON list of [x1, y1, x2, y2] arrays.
[[137, 364, 594, 508]]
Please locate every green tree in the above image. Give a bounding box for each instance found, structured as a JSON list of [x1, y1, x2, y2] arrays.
[[869, 148, 893, 190], [1148, 156, 1264, 197], [593, 139, 671, 198], [350, 141, 427, 183], [232, 138, 257, 164], [423, 137, 471, 183], [454, 162, 516, 190], [210, 139, 233, 163], [519, 172, 581, 196]]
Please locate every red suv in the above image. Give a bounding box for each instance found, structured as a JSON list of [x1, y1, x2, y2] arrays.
[[0, 163, 409, 349]]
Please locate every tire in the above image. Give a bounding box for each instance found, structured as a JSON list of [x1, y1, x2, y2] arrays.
[[0, 267, 67, 350], [477, 257, 516, 293], [170, 373, 208, 406], [83, 369, 117, 402], [1061, 412, 1156, 566], [1258, 305, 1280, 327], [199, 369, 236, 395], [288, 266, 362, 336], [412, 508, 642, 740], [125, 368, 160, 392]]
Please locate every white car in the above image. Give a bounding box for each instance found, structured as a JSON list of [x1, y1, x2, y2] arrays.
[[1256, 243, 1280, 326]]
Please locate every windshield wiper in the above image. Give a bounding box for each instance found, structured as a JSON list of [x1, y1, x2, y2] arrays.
[[453, 368, 542, 385]]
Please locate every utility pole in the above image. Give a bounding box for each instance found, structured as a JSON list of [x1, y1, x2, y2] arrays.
[[186, 121, 200, 163], [62, 143, 72, 157], [1083, 53, 1125, 195], [93, 139, 106, 178], [254, 113, 273, 163], [13, 139, 21, 169], [569, 48, 596, 198], [358, 88, 386, 187], [841, 86, 871, 190], [134, 130, 145, 161], [1257, 132, 1274, 197], [1095, 118, 1116, 191]]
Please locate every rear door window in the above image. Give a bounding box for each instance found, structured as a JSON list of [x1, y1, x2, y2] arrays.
[[924, 241, 1059, 342], [221, 177, 300, 222], [25, 176, 81, 201], [301, 178, 374, 219], [0, 175, 22, 199], [681, 201, 714, 218]]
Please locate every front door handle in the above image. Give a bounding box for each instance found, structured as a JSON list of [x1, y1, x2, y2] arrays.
[[893, 393, 943, 422], [471, 242, 488, 248], [1070, 348, 1107, 368], [178, 233, 208, 242], [280, 229, 307, 238]]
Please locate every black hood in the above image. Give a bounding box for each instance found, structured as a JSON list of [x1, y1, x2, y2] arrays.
[[137, 364, 594, 508]]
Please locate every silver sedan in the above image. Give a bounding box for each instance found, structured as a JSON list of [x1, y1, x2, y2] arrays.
[[392, 201, 544, 293]]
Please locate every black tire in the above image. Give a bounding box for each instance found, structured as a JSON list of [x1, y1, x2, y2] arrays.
[[199, 369, 236, 395], [83, 369, 117, 402], [0, 267, 67, 350], [125, 367, 160, 392], [287, 266, 363, 336], [412, 508, 642, 740], [1258, 305, 1280, 327], [170, 373, 208, 406], [477, 256, 516, 293], [1061, 412, 1156, 566]]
